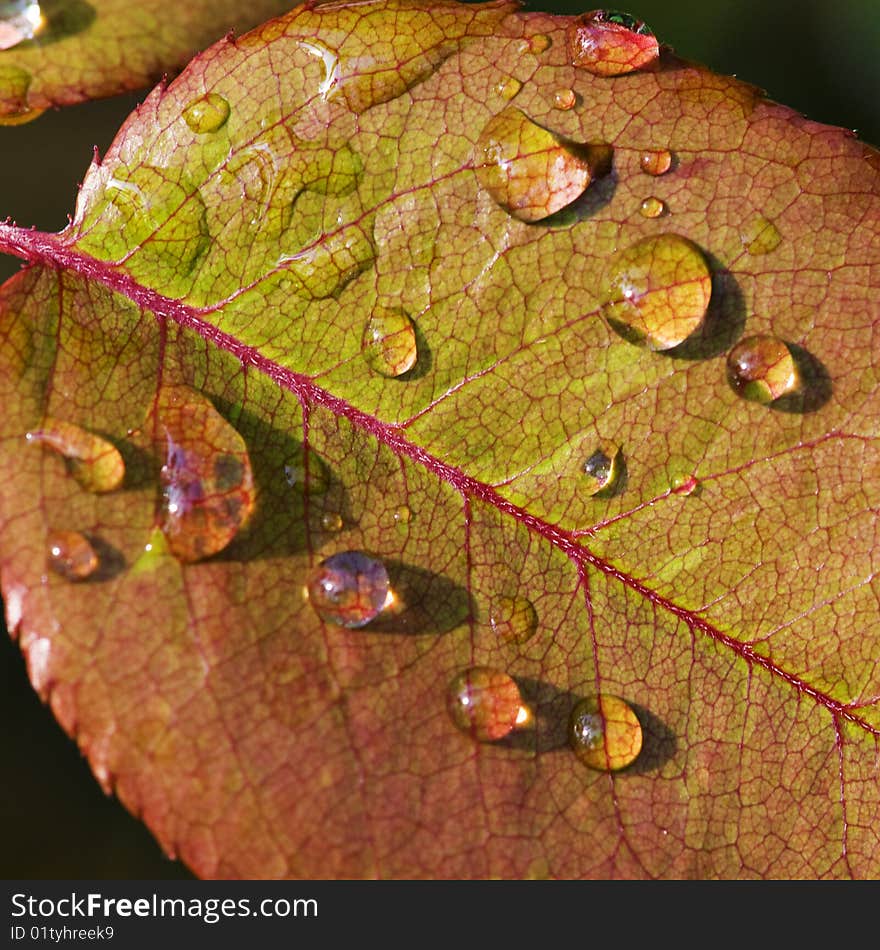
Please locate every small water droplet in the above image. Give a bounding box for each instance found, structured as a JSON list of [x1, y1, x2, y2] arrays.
[[552, 88, 577, 110], [26, 418, 125, 493], [566, 10, 659, 77], [447, 666, 530, 741], [0, 105, 44, 125], [320, 511, 343, 532], [0, 1, 43, 51], [47, 530, 98, 581], [639, 148, 673, 176], [182, 92, 230, 134], [639, 195, 667, 218], [362, 307, 418, 378], [726, 334, 799, 404], [671, 474, 699, 496], [569, 694, 642, 771], [306, 550, 390, 628], [283, 446, 329, 495], [489, 596, 538, 644], [739, 216, 782, 256], [154, 386, 254, 562], [475, 106, 596, 223], [392, 504, 411, 526], [582, 443, 621, 495], [528, 33, 552, 54], [600, 233, 712, 350], [495, 76, 522, 101], [0, 63, 33, 117]]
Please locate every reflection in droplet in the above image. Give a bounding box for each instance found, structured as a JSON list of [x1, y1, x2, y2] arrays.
[[182, 93, 230, 134], [0, 1, 43, 51], [566, 10, 659, 77], [26, 418, 125, 493], [306, 550, 390, 628], [726, 334, 799, 403], [362, 307, 418, 378], [298, 38, 340, 100], [639, 196, 666, 218], [447, 666, 531, 741], [639, 148, 672, 176], [495, 76, 522, 101], [489, 596, 538, 644], [600, 233, 712, 350], [582, 443, 621, 495], [569, 694, 642, 771], [475, 106, 596, 223], [155, 386, 254, 562], [320, 511, 343, 532], [47, 530, 98, 581], [552, 88, 577, 111], [739, 215, 782, 256]]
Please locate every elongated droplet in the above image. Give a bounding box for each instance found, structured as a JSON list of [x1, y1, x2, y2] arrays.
[[639, 196, 666, 218], [47, 530, 98, 581], [154, 386, 254, 562], [489, 596, 538, 644], [582, 443, 621, 494], [600, 233, 712, 350], [182, 92, 230, 134], [566, 10, 659, 77], [639, 148, 672, 176], [740, 216, 782, 256], [26, 418, 125, 493], [569, 694, 642, 771], [306, 551, 390, 628], [495, 76, 522, 101], [0, 1, 43, 50], [726, 334, 799, 403], [475, 106, 597, 223], [553, 88, 577, 110], [362, 307, 418, 378], [447, 666, 530, 741]]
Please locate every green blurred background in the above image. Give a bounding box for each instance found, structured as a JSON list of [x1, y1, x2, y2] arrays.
[[1, 0, 878, 879]]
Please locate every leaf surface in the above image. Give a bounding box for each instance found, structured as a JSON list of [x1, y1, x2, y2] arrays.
[[1, 0, 879, 878]]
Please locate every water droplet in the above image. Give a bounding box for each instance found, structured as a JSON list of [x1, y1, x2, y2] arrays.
[[600, 233, 712, 351], [392, 505, 411, 526], [283, 446, 329, 495], [528, 33, 552, 54], [306, 550, 390, 628], [47, 530, 98, 581], [726, 334, 799, 404], [280, 223, 376, 299], [495, 76, 522, 101], [639, 195, 666, 218], [0, 105, 44, 125], [489, 596, 538, 644], [447, 666, 530, 742], [552, 88, 577, 110], [739, 216, 782, 256], [182, 93, 230, 134], [154, 386, 254, 562], [582, 443, 622, 495], [569, 694, 642, 771], [671, 474, 699, 496], [0, 63, 32, 116], [566, 10, 659, 77], [320, 511, 343, 532], [362, 307, 418, 378], [639, 148, 673, 176], [0, 1, 43, 51], [475, 106, 596, 223], [26, 418, 125, 493]]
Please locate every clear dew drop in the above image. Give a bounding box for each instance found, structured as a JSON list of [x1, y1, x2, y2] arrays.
[[47, 530, 98, 581], [600, 233, 712, 351], [26, 418, 125, 493], [639, 148, 673, 176], [154, 386, 254, 563], [566, 9, 659, 77], [182, 92, 230, 134], [639, 195, 667, 218], [552, 88, 577, 111], [0, 1, 43, 51], [495, 76, 522, 101], [362, 307, 418, 378], [568, 694, 643, 771], [475, 106, 596, 223], [489, 596, 538, 644], [671, 474, 699, 496], [739, 215, 782, 256], [447, 666, 531, 742], [306, 550, 390, 628], [582, 443, 621, 495], [392, 504, 411, 526], [726, 334, 799, 404], [320, 511, 343, 532]]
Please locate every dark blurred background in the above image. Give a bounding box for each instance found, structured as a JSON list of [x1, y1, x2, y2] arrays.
[[1, 0, 878, 879]]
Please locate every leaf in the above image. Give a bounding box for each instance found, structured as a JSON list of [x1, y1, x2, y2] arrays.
[[1, 0, 879, 878], [0, 0, 298, 120]]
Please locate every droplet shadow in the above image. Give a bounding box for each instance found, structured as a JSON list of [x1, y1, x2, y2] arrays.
[[368, 559, 472, 636], [394, 316, 434, 382], [590, 451, 628, 500], [768, 344, 831, 414], [628, 703, 678, 774], [87, 535, 126, 582]]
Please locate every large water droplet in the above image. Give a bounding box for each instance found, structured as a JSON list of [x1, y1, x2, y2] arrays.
[[475, 107, 597, 223], [639, 148, 672, 176], [489, 596, 538, 644], [306, 551, 390, 628], [600, 233, 712, 350], [362, 307, 418, 378], [47, 530, 99, 581], [26, 418, 125, 493], [726, 334, 799, 403], [639, 196, 667, 218], [182, 93, 230, 134], [154, 386, 254, 562], [739, 216, 782, 256], [582, 443, 622, 495], [0, 1, 43, 51], [447, 666, 531, 742], [566, 10, 659, 77], [569, 694, 642, 771]]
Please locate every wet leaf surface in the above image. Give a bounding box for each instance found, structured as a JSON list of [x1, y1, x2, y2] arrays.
[[0, 0, 879, 878]]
